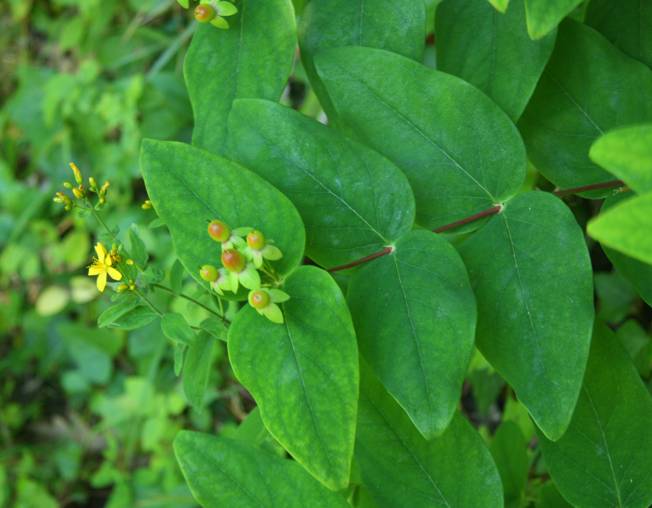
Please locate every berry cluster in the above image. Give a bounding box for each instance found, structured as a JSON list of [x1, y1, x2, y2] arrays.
[[199, 220, 289, 324]]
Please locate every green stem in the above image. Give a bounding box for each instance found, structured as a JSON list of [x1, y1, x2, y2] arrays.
[[152, 283, 226, 321]]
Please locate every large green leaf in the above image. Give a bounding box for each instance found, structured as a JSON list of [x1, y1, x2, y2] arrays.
[[600, 194, 652, 307], [458, 192, 594, 440], [227, 99, 415, 268], [314, 47, 526, 230], [174, 432, 350, 508], [228, 266, 358, 490], [436, 0, 556, 121], [588, 192, 652, 265], [355, 366, 503, 508], [539, 324, 652, 508], [184, 0, 296, 155], [347, 230, 476, 438], [299, 0, 425, 123], [586, 0, 652, 69], [589, 124, 652, 194], [519, 20, 652, 190], [524, 0, 582, 39], [140, 140, 305, 286]]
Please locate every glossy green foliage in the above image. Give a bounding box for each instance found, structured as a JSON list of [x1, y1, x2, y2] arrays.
[[459, 192, 594, 439], [182, 330, 215, 408], [590, 124, 652, 194], [347, 231, 476, 438], [437, 0, 556, 120], [490, 422, 529, 508], [140, 140, 305, 283], [184, 0, 296, 154], [539, 325, 652, 507], [315, 46, 526, 230], [299, 0, 425, 123], [524, 0, 582, 39], [228, 99, 415, 268], [586, 0, 652, 69], [519, 20, 652, 190], [355, 367, 503, 507], [228, 266, 358, 490], [174, 432, 350, 507]]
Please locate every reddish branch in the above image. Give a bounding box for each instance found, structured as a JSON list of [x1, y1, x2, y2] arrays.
[[326, 179, 626, 273]]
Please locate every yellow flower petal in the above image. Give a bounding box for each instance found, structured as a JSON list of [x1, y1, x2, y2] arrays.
[[95, 243, 107, 261], [88, 264, 104, 276], [107, 266, 122, 281], [96, 271, 107, 292]]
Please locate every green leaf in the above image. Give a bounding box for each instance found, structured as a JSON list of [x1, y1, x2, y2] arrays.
[[355, 366, 503, 508], [228, 266, 358, 490], [524, 0, 582, 39], [518, 20, 652, 190], [182, 330, 215, 408], [539, 324, 652, 508], [589, 124, 652, 194], [487, 0, 509, 12], [174, 432, 350, 507], [177, 0, 189, 8], [586, 0, 652, 69], [228, 99, 415, 268], [140, 140, 305, 287], [231, 408, 285, 456], [599, 194, 652, 307], [161, 312, 195, 345], [127, 225, 148, 268], [588, 191, 652, 265], [314, 46, 526, 230], [458, 192, 594, 440], [99, 296, 158, 330], [299, 0, 426, 123], [490, 422, 528, 508], [184, 0, 296, 154], [347, 230, 476, 438], [436, 0, 556, 121]]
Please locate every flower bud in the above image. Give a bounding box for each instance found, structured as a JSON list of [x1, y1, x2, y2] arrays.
[[100, 181, 110, 195], [63, 182, 73, 189], [194, 3, 216, 22], [72, 187, 85, 199], [207, 219, 231, 243], [221, 249, 245, 273], [89, 177, 98, 190], [141, 199, 152, 210], [248, 289, 270, 310], [246, 230, 266, 250], [69, 162, 83, 185], [116, 283, 128, 293], [200, 264, 219, 282]]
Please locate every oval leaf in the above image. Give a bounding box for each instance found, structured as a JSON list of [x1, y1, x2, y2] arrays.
[[140, 140, 305, 286], [436, 0, 556, 121], [184, 0, 296, 155], [356, 366, 503, 508], [524, 0, 582, 39], [228, 266, 358, 490], [314, 46, 526, 230], [174, 432, 350, 508], [539, 324, 652, 508], [458, 192, 594, 440], [347, 230, 476, 438], [518, 20, 652, 190], [228, 98, 416, 268]]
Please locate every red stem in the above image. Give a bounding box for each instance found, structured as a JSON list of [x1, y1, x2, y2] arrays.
[[328, 246, 393, 273], [433, 205, 502, 234], [552, 179, 624, 197]]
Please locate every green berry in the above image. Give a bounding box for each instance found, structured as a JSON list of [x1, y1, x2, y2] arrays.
[[199, 264, 219, 282], [246, 230, 266, 250], [194, 4, 216, 22], [208, 219, 230, 242], [249, 290, 270, 309], [221, 249, 245, 272]]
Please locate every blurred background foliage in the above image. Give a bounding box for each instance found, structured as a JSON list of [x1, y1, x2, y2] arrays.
[[1, 1, 651, 507]]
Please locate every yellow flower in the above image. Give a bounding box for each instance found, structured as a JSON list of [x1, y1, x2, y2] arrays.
[[88, 243, 122, 292]]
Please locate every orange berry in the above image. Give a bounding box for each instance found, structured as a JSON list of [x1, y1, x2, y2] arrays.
[[248, 290, 270, 309], [221, 249, 245, 272], [207, 220, 231, 243]]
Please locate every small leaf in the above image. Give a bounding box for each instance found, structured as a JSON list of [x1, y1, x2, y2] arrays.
[[177, 0, 189, 8], [216, 1, 238, 16], [183, 330, 215, 407], [127, 225, 148, 268], [174, 432, 350, 507], [588, 192, 652, 265], [524, 0, 582, 39], [228, 99, 415, 268], [228, 266, 358, 490], [97, 295, 140, 328], [169, 259, 185, 294], [347, 230, 476, 438], [174, 343, 186, 377], [539, 324, 652, 508], [161, 312, 195, 345], [458, 192, 594, 440], [489, 422, 528, 507], [487, 0, 509, 12]]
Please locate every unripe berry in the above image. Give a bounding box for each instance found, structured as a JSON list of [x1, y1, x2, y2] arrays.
[[248, 290, 270, 309], [200, 264, 219, 282], [246, 230, 266, 250], [194, 4, 216, 22], [208, 219, 231, 243], [221, 249, 245, 272]]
